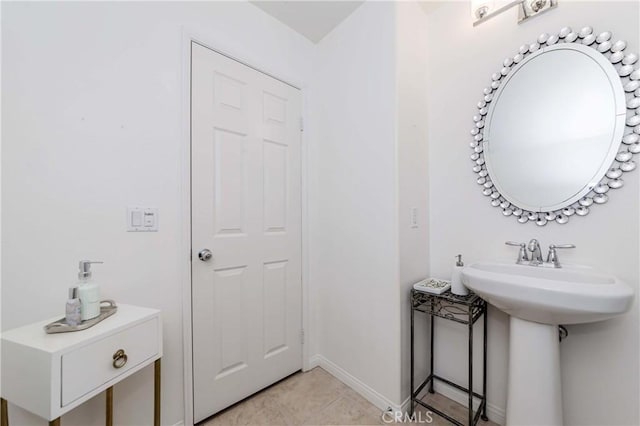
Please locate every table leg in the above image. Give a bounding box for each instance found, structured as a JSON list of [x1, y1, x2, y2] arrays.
[[429, 299, 435, 394], [49, 419, 60, 426], [482, 306, 489, 421], [410, 295, 415, 415], [1, 398, 8, 426], [154, 359, 161, 426], [106, 387, 113, 426], [468, 308, 473, 426]]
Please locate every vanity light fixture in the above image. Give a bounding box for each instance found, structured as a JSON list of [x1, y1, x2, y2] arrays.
[[471, 0, 558, 26]]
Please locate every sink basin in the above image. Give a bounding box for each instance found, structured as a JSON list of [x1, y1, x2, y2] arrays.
[[461, 261, 634, 425], [461, 261, 633, 325]]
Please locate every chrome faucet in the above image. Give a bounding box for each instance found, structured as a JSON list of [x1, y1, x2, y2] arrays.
[[506, 239, 575, 268], [528, 239, 543, 265]]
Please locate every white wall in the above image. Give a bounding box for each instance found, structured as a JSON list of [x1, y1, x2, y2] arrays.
[[5, 1, 637, 425], [308, 0, 403, 408], [1, 2, 314, 425], [424, 2, 639, 425], [396, 1, 431, 406]]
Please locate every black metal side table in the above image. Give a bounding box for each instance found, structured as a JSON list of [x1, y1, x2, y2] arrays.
[[410, 288, 488, 426]]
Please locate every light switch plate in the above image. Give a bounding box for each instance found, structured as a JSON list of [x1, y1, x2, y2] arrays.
[[127, 207, 158, 232]]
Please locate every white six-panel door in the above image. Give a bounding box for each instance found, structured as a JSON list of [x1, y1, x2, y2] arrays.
[[191, 42, 302, 423]]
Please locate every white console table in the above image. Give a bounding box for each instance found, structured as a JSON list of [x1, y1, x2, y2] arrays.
[[0, 304, 162, 426]]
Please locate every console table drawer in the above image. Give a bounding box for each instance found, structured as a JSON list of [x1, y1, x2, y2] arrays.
[[61, 317, 160, 406]]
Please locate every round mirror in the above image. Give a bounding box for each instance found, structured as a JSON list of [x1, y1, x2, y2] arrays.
[[471, 27, 639, 225], [485, 44, 625, 211]]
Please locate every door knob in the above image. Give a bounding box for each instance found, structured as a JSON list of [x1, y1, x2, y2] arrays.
[[198, 249, 213, 261]]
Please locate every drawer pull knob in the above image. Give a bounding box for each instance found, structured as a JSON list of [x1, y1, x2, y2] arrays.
[[112, 349, 128, 369]]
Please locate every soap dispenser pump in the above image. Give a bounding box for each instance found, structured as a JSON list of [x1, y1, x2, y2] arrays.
[[77, 260, 103, 321], [451, 254, 469, 296]]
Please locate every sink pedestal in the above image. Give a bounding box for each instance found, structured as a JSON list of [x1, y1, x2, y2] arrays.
[[507, 317, 563, 426]]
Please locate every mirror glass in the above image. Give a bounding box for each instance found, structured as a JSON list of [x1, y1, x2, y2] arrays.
[[483, 44, 626, 212]]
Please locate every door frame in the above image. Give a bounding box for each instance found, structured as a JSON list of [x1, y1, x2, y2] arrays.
[[180, 28, 311, 426]]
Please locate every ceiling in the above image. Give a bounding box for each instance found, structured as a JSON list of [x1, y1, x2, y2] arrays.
[[250, 1, 364, 43]]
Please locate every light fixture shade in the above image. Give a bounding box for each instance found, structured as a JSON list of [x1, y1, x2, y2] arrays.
[[471, 0, 495, 21]]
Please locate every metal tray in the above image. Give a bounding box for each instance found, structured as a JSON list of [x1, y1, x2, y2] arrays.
[[44, 300, 117, 334]]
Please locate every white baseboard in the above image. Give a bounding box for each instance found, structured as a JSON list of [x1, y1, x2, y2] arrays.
[[172, 421, 185, 426], [306, 353, 321, 371], [313, 354, 403, 414], [433, 381, 505, 425], [400, 395, 411, 413]]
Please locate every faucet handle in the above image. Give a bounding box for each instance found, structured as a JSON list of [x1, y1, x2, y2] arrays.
[[505, 241, 529, 264], [505, 241, 526, 247], [546, 244, 575, 267], [550, 244, 576, 249]]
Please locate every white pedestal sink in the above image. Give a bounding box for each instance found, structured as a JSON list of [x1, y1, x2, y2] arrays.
[[462, 262, 633, 426]]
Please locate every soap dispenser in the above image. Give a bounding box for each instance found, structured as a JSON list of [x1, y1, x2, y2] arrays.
[[77, 260, 103, 321], [451, 254, 469, 296]]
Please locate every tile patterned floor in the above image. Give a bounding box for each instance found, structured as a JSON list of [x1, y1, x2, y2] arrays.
[[200, 367, 499, 426]]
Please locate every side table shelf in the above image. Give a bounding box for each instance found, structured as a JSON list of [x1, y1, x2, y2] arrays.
[[410, 288, 488, 426]]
